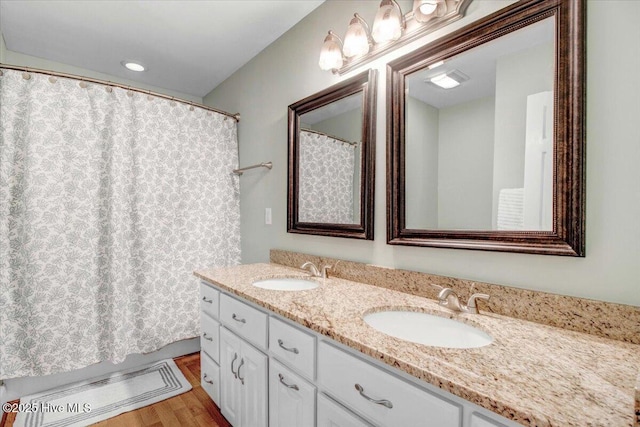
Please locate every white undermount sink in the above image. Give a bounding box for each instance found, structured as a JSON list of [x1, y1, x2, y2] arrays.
[[363, 310, 493, 349], [252, 277, 318, 291]]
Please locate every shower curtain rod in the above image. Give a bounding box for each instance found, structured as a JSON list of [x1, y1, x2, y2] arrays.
[[300, 128, 359, 146], [0, 63, 241, 122]]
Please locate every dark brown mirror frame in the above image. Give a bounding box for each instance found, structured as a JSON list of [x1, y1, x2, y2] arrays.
[[387, 0, 585, 256], [288, 69, 377, 239]]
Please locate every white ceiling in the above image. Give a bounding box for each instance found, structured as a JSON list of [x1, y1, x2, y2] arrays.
[[0, 0, 324, 98], [406, 17, 554, 109]]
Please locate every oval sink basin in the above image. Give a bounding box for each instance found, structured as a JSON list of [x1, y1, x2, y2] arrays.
[[364, 311, 493, 349], [252, 278, 318, 291]]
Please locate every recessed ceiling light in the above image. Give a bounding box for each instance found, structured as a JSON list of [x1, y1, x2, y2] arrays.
[[426, 69, 469, 89], [430, 73, 460, 89], [428, 60, 444, 69], [122, 61, 145, 72]]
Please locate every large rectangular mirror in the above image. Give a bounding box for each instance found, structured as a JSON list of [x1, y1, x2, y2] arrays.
[[387, 0, 585, 255], [288, 69, 376, 239]]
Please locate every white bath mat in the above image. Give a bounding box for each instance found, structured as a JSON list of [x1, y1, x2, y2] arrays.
[[13, 359, 192, 427]]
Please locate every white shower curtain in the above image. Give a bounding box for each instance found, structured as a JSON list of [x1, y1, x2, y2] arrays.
[[0, 68, 241, 378], [298, 130, 355, 224]]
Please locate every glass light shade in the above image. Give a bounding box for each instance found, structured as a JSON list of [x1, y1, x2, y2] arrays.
[[419, 1, 437, 15], [318, 31, 344, 71], [342, 14, 370, 58], [372, 0, 403, 44], [413, 0, 446, 23]]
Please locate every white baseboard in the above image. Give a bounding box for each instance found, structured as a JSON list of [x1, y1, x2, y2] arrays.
[[0, 338, 200, 405]]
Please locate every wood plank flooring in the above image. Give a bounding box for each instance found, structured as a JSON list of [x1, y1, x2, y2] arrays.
[[1, 353, 231, 427]]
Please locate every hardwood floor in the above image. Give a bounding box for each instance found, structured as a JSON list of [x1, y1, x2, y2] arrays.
[[1, 353, 231, 427]]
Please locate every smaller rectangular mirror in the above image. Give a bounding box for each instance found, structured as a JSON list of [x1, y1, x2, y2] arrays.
[[288, 69, 377, 239]]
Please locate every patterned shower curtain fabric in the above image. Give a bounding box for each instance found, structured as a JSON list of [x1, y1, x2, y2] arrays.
[[298, 130, 355, 224], [0, 69, 241, 378]]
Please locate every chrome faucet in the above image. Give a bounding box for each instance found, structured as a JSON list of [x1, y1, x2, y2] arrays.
[[432, 285, 490, 314], [300, 261, 331, 279]]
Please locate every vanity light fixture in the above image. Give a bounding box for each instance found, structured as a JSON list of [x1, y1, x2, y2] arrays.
[[122, 61, 145, 72], [319, 0, 470, 74], [342, 14, 372, 58], [371, 0, 404, 44]]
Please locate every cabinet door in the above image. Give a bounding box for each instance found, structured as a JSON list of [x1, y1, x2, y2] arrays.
[[269, 359, 316, 427], [317, 393, 372, 427], [238, 339, 268, 427], [219, 328, 242, 426]]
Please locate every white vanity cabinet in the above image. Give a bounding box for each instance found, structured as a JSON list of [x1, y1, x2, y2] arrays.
[[318, 342, 461, 427], [199, 283, 221, 406], [199, 281, 522, 427], [317, 393, 373, 427], [219, 318, 268, 427], [268, 359, 316, 427]]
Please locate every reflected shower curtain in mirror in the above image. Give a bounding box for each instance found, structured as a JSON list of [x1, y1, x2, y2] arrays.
[[298, 130, 355, 223], [0, 69, 240, 378]]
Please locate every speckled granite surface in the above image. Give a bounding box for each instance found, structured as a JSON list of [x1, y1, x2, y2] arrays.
[[271, 249, 640, 345], [194, 263, 640, 427]]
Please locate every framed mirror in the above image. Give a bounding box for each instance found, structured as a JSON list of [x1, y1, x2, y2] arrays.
[[387, 0, 585, 256], [288, 69, 377, 239]]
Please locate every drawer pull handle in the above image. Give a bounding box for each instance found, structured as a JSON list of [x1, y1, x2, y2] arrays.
[[278, 373, 299, 391], [202, 296, 213, 303], [203, 373, 214, 384], [277, 339, 299, 354], [231, 353, 238, 379], [237, 358, 245, 385], [355, 384, 393, 409], [202, 332, 213, 341], [232, 313, 246, 324]]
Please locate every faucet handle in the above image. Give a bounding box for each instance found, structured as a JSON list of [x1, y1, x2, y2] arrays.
[[320, 265, 332, 279], [466, 293, 490, 313]]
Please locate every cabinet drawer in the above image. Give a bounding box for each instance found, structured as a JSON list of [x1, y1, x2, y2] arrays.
[[200, 282, 220, 319], [269, 359, 316, 427], [318, 342, 461, 427], [269, 317, 316, 380], [201, 351, 220, 406], [220, 293, 267, 350], [470, 412, 509, 427], [317, 393, 373, 427], [201, 312, 220, 363]]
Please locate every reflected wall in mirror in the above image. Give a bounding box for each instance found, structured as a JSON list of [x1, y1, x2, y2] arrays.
[[387, 0, 585, 255], [288, 69, 376, 239]]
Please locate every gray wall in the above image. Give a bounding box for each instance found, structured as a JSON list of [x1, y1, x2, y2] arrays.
[[437, 96, 495, 229], [492, 42, 554, 227], [405, 96, 439, 229], [204, 0, 640, 306]]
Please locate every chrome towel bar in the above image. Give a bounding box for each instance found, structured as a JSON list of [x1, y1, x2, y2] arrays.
[[233, 161, 272, 175]]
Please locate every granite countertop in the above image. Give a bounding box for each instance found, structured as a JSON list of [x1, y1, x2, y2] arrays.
[[194, 263, 640, 427]]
